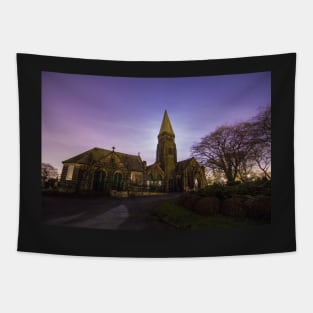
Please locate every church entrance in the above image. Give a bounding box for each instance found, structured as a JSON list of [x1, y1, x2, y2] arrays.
[[93, 170, 107, 191]]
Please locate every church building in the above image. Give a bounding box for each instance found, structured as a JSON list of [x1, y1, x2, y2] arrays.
[[59, 111, 206, 193]]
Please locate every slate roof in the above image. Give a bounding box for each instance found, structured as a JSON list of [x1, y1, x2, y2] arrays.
[[63, 147, 144, 172], [146, 162, 165, 173], [176, 157, 194, 171], [146, 162, 165, 180]]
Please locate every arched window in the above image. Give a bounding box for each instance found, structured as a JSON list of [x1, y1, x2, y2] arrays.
[[66, 165, 75, 181], [113, 172, 123, 190], [194, 178, 199, 189]]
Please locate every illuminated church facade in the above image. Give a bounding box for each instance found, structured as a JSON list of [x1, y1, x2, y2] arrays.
[[59, 111, 206, 193]]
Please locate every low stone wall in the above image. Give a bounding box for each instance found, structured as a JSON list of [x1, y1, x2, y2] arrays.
[[180, 193, 271, 221], [130, 191, 168, 197], [110, 190, 168, 198], [110, 190, 129, 198]]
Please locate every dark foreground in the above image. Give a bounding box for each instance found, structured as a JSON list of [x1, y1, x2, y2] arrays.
[[42, 193, 180, 231]]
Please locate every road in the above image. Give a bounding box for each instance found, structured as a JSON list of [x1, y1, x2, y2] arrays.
[[42, 193, 180, 231]]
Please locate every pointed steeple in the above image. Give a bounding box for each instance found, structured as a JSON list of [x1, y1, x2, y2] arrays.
[[156, 110, 177, 191], [158, 110, 175, 136]]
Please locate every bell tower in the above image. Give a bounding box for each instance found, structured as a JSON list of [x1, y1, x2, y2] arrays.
[[156, 110, 177, 191]]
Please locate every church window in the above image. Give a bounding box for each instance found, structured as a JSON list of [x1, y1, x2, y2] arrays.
[[168, 148, 173, 155], [66, 165, 74, 181], [194, 178, 199, 189], [113, 172, 123, 190], [131, 171, 143, 185]]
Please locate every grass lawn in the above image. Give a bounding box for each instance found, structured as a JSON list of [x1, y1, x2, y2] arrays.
[[152, 199, 264, 230]]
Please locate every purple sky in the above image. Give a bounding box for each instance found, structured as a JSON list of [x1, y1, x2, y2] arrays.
[[42, 71, 271, 173]]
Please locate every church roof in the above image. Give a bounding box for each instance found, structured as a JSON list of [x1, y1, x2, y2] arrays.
[[158, 110, 175, 136], [146, 162, 165, 180], [63, 147, 144, 172], [146, 162, 164, 172], [176, 157, 195, 171]]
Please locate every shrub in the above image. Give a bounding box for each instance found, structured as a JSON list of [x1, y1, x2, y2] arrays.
[[220, 197, 248, 218], [192, 197, 220, 216], [198, 180, 271, 199]]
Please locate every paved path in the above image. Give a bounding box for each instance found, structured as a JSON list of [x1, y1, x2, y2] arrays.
[[47, 204, 129, 230], [43, 193, 179, 231]]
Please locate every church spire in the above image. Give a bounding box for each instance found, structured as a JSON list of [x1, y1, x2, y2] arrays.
[[158, 110, 175, 136], [156, 110, 177, 192]]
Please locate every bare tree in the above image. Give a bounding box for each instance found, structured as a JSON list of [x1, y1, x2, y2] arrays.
[[41, 163, 59, 187], [250, 144, 271, 179], [192, 122, 253, 184], [248, 105, 271, 178], [191, 105, 271, 183]]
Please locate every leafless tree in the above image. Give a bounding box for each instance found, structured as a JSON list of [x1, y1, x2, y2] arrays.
[[191, 105, 271, 183], [41, 163, 59, 187], [191, 122, 253, 183], [248, 105, 271, 178]]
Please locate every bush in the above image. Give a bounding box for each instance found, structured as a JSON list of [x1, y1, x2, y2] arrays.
[[179, 185, 271, 222], [198, 180, 271, 199], [179, 193, 201, 209], [220, 197, 248, 218], [192, 197, 220, 216]]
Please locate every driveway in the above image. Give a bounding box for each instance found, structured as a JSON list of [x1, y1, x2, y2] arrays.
[[42, 193, 180, 231]]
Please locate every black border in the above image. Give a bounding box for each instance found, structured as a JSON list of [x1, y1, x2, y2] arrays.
[[17, 53, 296, 257]]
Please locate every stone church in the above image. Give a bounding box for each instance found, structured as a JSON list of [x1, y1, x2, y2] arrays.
[[59, 111, 206, 193]]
